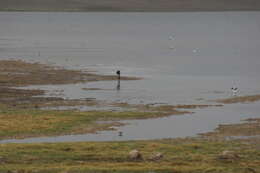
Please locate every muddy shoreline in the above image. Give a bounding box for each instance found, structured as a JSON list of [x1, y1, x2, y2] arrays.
[[1, 0, 260, 12], [0, 60, 139, 109], [0, 60, 139, 87], [201, 118, 260, 138]]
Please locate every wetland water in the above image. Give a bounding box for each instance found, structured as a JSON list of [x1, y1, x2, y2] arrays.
[[0, 12, 260, 143]]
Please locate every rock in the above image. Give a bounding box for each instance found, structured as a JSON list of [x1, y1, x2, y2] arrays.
[[17, 170, 25, 173], [0, 156, 5, 164], [128, 149, 143, 161], [7, 171, 17, 173], [63, 147, 72, 151], [217, 150, 240, 161], [61, 171, 69, 173], [6, 169, 26, 173], [244, 167, 257, 173], [149, 152, 163, 161]]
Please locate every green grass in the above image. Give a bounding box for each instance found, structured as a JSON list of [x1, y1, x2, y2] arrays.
[[0, 106, 172, 139], [0, 139, 259, 172], [0, 99, 192, 139]]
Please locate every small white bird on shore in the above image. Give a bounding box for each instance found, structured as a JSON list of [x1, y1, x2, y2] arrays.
[[193, 48, 199, 53], [168, 35, 175, 40], [169, 45, 175, 50], [231, 86, 238, 96]]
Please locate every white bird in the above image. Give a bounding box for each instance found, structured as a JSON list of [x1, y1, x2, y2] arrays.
[[193, 48, 199, 53], [169, 35, 175, 40], [169, 46, 175, 50], [231, 86, 238, 96]]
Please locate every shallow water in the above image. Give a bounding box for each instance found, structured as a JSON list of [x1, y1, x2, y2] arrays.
[[1, 102, 259, 143], [18, 75, 260, 106], [0, 12, 260, 142], [1, 12, 260, 76]]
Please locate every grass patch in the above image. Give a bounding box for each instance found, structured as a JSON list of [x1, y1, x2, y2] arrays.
[[0, 139, 259, 172], [0, 101, 226, 139], [0, 106, 187, 139], [200, 118, 260, 138]]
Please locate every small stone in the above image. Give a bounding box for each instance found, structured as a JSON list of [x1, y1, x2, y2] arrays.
[[128, 149, 143, 161], [217, 150, 240, 161], [0, 156, 5, 164], [149, 152, 163, 161], [17, 170, 25, 173], [7, 171, 17, 173], [244, 167, 257, 173], [76, 161, 84, 164], [63, 147, 72, 151]]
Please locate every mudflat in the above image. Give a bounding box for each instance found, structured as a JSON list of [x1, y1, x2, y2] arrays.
[[0, 60, 224, 139], [0, 60, 138, 87], [0, 60, 259, 173]]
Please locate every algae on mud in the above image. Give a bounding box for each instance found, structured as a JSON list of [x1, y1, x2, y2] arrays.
[[0, 60, 139, 87], [216, 95, 260, 104]]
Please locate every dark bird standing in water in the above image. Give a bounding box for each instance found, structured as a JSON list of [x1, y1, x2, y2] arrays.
[[116, 70, 120, 90], [118, 131, 123, 136]]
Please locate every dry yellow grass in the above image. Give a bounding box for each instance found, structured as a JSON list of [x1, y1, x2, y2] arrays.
[[0, 138, 259, 173]]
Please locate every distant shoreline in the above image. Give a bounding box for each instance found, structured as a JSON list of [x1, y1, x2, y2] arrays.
[[1, 0, 260, 12], [1, 9, 260, 12]]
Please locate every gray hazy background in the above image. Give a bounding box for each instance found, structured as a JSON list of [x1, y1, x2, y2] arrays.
[[1, 0, 260, 11]]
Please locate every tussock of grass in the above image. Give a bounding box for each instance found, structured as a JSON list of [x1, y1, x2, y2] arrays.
[[0, 139, 259, 172]]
